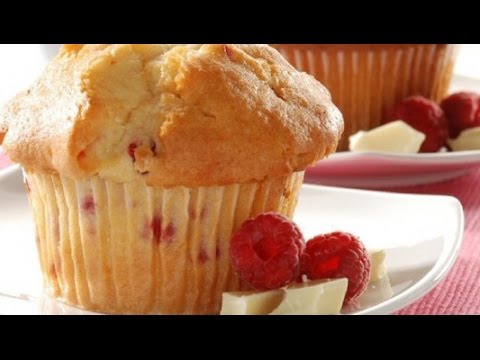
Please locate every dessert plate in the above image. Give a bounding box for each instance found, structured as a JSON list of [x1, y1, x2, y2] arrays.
[[306, 150, 480, 189], [306, 74, 480, 189], [0, 166, 464, 315]]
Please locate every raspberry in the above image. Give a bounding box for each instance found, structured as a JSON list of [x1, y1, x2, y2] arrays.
[[150, 216, 176, 245], [440, 92, 480, 139], [230, 213, 305, 291], [128, 143, 138, 161], [223, 44, 234, 60], [82, 195, 95, 215], [301, 232, 371, 304], [384, 96, 449, 152], [129, 141, 157, 161]]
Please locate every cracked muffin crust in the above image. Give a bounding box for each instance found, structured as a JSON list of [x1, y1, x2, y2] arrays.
[[0, 44, 343, 188]]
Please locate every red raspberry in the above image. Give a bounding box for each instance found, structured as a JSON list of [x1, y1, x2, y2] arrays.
[[301, 232, 371, 304], [440, 92, 480, 139], [384, 96, 449, 152], [128, 143, 138, 161], [230, 213, 305, 291]]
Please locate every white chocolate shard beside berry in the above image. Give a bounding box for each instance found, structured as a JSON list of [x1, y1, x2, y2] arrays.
[[349, 120, 426, 153], [220, 289, 285, 315], [448, 127, 480, 151], [269, 278, 348, 315], [220, 279, 347, 315], [369, 249, 388, 282]]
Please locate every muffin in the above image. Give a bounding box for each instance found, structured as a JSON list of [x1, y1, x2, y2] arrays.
[[0, 44, 343, 314], [271, 44, 459, 151]]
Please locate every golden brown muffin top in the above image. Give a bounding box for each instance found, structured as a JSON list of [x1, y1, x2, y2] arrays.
[[0, 44, 343, 188]]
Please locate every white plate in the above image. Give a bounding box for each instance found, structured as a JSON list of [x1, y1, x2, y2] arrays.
[[0, 166, 464, 315], [306, 74, 480, 189], [306, 150, 480, 189]]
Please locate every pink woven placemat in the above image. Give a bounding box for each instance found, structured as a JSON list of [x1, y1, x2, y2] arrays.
[[0, 150, 478, 314], [389, 170, 480, 315]]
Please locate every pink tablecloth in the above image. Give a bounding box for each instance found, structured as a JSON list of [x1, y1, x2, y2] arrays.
[[0, 151, 479, 315], [392, 170, 480, 315]]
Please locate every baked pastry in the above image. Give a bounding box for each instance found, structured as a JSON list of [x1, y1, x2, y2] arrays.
[[0, 44, 343, 314], [271, 44, 459, 151]]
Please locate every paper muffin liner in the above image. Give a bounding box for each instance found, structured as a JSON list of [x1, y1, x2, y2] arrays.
[[272, 44, 459, 151], [25, 171, 305, 314]]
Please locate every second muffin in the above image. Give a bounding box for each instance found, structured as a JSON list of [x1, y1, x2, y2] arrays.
[[272, 44, 459, 151]]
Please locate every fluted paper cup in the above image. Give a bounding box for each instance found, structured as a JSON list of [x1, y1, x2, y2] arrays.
[[25, 171, 304, 314]]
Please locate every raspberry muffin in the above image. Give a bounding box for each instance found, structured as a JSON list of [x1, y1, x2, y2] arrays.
[[271, 44, 459, 151], [0, 44, 343, 314]]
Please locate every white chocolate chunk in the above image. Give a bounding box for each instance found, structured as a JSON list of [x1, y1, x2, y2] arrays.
[[220, 289, 285, 315], [221, 279, 347, 315], [270, 279, 348, 315], [369, 249, 388, 282], [349, 120, 426, 153], [448, 127, 480, 151]]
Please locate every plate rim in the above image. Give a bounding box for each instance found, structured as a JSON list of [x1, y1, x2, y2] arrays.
[[306, 149, 480, 189], [0, 166, 465, 315], [0, 164, 19, 178], [321, 150, 480, 163]]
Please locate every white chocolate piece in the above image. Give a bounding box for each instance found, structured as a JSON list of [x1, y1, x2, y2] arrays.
[[270, 279, 348, 315], [349, 120, 426, 153], [369, 250, 388, 282], [220, 289, 284, 315], [448, 127, 480, 151]]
